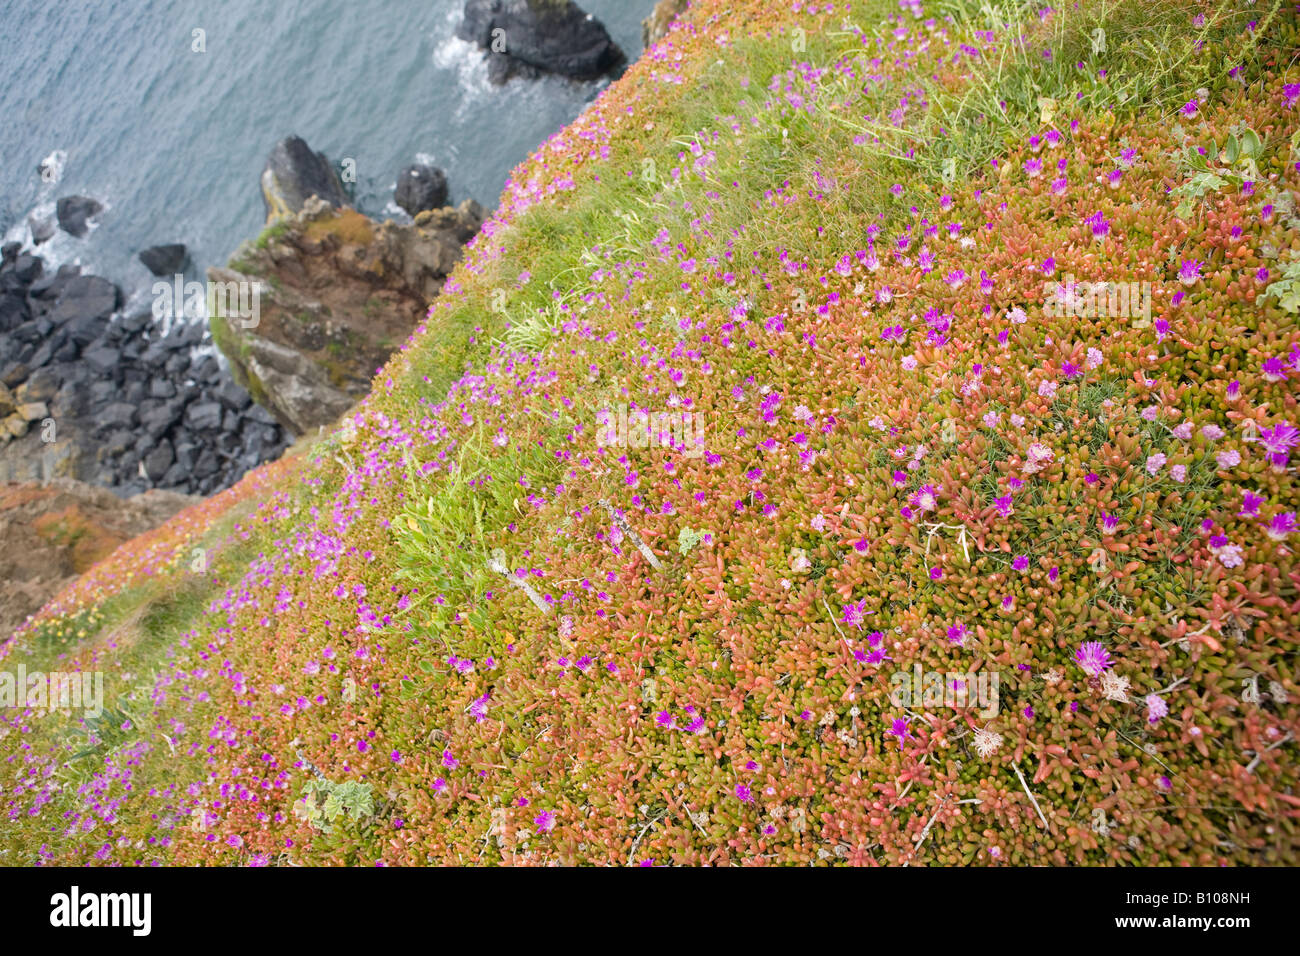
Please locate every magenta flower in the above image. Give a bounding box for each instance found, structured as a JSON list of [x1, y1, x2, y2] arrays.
[[1177, 259, 1203, 285], [1085, 210, 1110, 240], [535, 810, 556, 833], [841, 600, 868, 630], [887, 716, 914, 744], [1264, 512, 1297, 541], [1238, 490, 1264, 517], [1258, 422, 1299, 455], [909, 484, 939, 513], [1262, 356, 1289, 383], [1074, 641, 1114, 676]]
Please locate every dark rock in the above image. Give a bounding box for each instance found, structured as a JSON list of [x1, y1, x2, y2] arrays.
[[160, 462, 190, 489], [100, 430, 134, 457], [143, 440, 175, 481], [162, 322, 201, 350], [11, 321, 42, 344], [47, 275, 120, 325], [122, 380, 146, 405], [457, 0, 626, 83], [55, 196, 104, 238], [141, 400, 185, 439], [96, 403, 138, 431], [20, 366, 62, 403], [81, 344, 121, 375], [193, 448, 219, 478], [0, 243, 18, 265], [183, 401, 224, 431], [138, 244, 189, 277], [88, 381, 116, 406], [243, 403, 281, 428], [173, 440, 198, 472], [193, 356, 221, 384], [164, 352, 191, 377], [395, 164, 449, 217], [26, 341, 53, 370], [1, 362, 29, 388], [149, 379, 177, 400], [0, 294, 29, 333], [121, 311, 150, 335], [64, 313, 110, 349], [28, 214, 55, 245], [10, 255, 43, 286], [260, 136, 349, 222], [214, 380, 252, 411], [28, 264, 81, 300]]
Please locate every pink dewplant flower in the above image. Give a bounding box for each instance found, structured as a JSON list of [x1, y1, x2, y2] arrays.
[[1084, 210, 1111, 240], [1177, 259, 1203, 285], [1074, 641, 1114, 676], [1264, 512, 1297, 541]]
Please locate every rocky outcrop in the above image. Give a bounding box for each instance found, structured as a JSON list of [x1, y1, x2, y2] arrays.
[[261, 136, 350, 223], [0, 479, 196, 639], [643, 0, 688, 46], [0, 243, 289, 496], [28, 213, 55, 245], [457, 0, 626, 84], [139, 243, 190, 276], [55, 196, 103, 238], [395, 163, 449, 217], [210, 196, 485, 434]]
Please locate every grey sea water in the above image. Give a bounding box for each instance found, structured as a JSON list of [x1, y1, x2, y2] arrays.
[[0, 0, 654, 300]]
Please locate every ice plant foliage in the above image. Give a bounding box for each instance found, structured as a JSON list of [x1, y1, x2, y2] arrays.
[[0, 0, 1298, 867]]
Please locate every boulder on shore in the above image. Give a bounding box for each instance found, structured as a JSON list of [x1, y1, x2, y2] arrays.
[[395, 163, 449, 217], [260, 136, 349, 224], [55, 196, 103, 238], [138, 243, 190, 277], [457, 0, 626, 84]]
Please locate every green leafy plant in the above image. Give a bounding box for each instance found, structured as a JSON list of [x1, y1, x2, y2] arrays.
[[293, 779, 375, 834]]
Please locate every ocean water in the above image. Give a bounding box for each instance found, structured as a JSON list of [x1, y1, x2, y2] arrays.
[[0, 0, 654, 300]]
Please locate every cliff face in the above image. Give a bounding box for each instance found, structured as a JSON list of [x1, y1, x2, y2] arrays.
[[0, 479, 194, 638], [209, 198, 485, 434]]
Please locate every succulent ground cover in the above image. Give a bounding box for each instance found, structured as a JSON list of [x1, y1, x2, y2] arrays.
[[2, 0, 1299, 866]]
